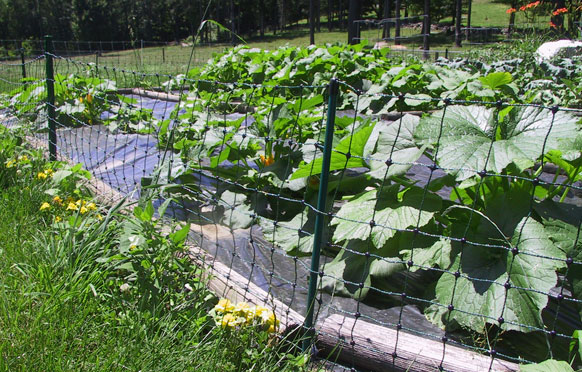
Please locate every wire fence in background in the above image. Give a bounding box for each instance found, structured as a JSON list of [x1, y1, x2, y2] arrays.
[[0, 38, 233, 79], [1, 42, 582, 372]]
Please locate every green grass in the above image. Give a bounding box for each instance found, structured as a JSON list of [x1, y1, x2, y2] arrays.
[[470, 0, 511, 28], [0, 130, 310, 372]]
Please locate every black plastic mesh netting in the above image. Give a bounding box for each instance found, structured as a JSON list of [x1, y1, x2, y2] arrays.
[[2, 49, 582, 372]]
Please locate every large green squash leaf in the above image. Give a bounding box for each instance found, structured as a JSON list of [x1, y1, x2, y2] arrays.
[[366, 114, 426, 180], [544, 218, 582, 321], [219, 191, 254, 229], [479, 71, 512, 90], [331, 185, 441, 248], [415, 105, 580, 181], [432, 217, 566, 333], [290, 123, 374, 179], [519, 360, 574, 372], [321, 239, 404, 300], [260, 200, 331, 256]]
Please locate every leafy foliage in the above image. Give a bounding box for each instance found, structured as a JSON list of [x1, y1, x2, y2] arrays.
[[8, 69, 158, 133]]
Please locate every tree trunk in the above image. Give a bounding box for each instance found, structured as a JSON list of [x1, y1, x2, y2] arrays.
[[382, 0, 391, 40], [260, 0, 265, 37], [508, 0, 517, 36], [347, 0, 360, 44], [278, 0, 286, 31], [230, 0, 235, 45], [316, 0, 321, 32], [395, 0, 401, 45], [423, 0, 430, 57], [310, 0, 315, 44], [455, 0, 462, 47], [339, 0, 344, 31], [551, 0, 567, 33], [328, 0, 333, 31], [465, 0, 472, 41]]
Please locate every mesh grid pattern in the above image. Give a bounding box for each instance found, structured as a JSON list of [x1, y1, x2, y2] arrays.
[[2, 47, 582, 372]]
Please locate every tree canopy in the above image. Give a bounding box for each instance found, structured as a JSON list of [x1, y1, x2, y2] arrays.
[[0, 0, 451, 42]]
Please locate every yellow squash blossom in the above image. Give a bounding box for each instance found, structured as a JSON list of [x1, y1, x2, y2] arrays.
[[39, 202, 51, 211], [214, 298, 235, 313], [220, 313, 238, 329], [259, 154, 275, 166], [234, 302, 251, 317]]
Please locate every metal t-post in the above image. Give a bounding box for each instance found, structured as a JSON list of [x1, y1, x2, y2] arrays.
[[45, 35, 57, 161], [302, 78, 339, 352]]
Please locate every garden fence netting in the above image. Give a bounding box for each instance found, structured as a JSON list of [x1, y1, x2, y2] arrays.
[[2, 46, 582, 372]]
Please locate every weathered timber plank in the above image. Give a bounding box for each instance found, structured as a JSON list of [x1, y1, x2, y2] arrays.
[[317, 314, 519, 372]]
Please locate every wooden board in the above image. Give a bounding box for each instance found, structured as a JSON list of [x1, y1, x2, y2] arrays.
[[317, 314, 520, 372]]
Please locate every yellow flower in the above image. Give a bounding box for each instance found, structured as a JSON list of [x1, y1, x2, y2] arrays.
[[37, 172, 47, 180], [66, 202, 78, 211], [44, 168, 54, 176], [5, 160, 15, 168], [214, 298, 234, 313], [220, 313, 238, 329], [39, 202, 51, 211], [253, 305, 269, 318], [86, 202, 97, 211], [52, 195, 63, 205], [96, 214, 103, 221], [86, 93, 93, 103], [80, 206, 88, 214], [79, 96, 84, 103], [55, 216, 62, 222], [18, 155, 28, 162], [234, 302, 251, 316]]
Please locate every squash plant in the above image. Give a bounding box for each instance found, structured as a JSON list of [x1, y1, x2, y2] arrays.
[[8, 70, 158, 134], [317, 105, 581, 338]]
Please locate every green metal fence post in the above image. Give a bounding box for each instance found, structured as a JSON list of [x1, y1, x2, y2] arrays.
[[20, 48, 26, 79], [302, 78, 339, 352], [45, 35, 57, 161]]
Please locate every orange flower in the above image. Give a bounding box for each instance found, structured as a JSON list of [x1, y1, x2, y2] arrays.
[[259, 154, 274, 166], [521, 1, 540, 10], [506, 7, 517, 13], [553, 7, 568, 16], [549, 21, 557, 29]]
